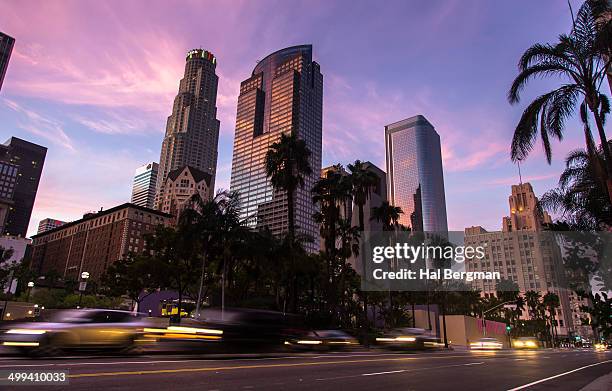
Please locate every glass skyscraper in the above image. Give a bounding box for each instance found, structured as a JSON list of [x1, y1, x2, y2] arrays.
[[385, 115, 448, 233], [156, 49, 220, 206], [229, 45, 322, 252], [131, 162, 158, 209]]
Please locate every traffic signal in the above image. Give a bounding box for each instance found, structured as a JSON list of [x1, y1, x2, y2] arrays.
[[506, 325, 511, 332]]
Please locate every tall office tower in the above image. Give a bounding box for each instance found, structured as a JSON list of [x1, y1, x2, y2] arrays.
[[37, 218, 66, 234], [502, 182, 552, 232], [385, 115, 448, 232], [0, 137, 47, 237], [131, 162, 158, 209], [0, 32, 15, 93], [229, 45, 323, 252], [464, 182, 591, 339], [156, 49, 220, 206]]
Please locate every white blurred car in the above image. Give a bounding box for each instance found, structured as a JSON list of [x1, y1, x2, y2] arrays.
[[470, 337, 503, 350]]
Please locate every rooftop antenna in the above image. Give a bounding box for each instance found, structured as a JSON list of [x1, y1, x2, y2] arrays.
[[517, 160, 523, 185]]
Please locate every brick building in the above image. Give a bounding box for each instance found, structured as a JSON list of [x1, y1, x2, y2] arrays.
[[30, 203, 171, 281]]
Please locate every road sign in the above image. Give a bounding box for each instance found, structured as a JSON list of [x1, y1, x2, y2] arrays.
[[78, 282, 87, 292]]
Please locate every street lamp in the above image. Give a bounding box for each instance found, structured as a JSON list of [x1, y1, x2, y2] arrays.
[[26, 281, 34, 302], [78, 272, 90, 308]]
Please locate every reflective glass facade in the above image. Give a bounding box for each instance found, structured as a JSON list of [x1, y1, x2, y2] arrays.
[[230, 45, 322, 252], [156, 49, 220, 206], [385, 115, 448, 233]]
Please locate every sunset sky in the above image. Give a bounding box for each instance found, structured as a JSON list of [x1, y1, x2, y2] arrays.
[[0, 0, 592, 237]]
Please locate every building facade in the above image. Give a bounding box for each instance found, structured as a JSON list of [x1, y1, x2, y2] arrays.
[[131, 162, 158, 209], [229, 45, 323, 252], [0, 32, 14, 93], [30, 203, 172, 281], [157, 49, 220, 203], [385, 115, 447, 233], [156, 165, 212, 221], [464, 182, 591, 338], [36, 218, 66, 235], [0, 161, 18, 234], [0, 137, 47, 237], [0, 235, 31, 293]]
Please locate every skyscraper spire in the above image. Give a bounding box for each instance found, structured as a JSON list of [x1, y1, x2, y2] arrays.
[[155, 49, 220, 209]]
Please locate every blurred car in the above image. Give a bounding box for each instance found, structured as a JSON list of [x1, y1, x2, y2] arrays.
[[376, 327, 441, 350], [594, 342, 609, 351], [470, 337, 503, 350], [0, 309, 154, 356], [512, 337, 539, 349], [285, 330, 358, 350]]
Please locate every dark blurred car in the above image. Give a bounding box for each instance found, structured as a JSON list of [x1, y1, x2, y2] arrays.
[[168, 308, 305, 352], [470, 337, 503, 350], [376, 327, 441, 349], [0, 309, 153, 356], [285, 330, 358, 350], [512, 336, 539, 349]]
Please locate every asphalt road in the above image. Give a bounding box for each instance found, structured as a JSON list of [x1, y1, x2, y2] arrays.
[[0, 349, 610, 390]]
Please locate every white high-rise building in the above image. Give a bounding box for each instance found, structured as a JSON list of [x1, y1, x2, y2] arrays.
[[131, 162, 158, 209]]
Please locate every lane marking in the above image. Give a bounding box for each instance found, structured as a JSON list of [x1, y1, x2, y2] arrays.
[[0, 352, 518, 369], [65, 355, 492, 379], [506, 359, 612, 391], [363, 362, 484, 377], [317, 362, 484, 381]]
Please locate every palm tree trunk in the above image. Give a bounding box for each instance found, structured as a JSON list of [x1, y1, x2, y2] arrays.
[[195, 250, 207, 319], [441, 299, 448, 348], [358, 203, 369, 338], [287, 189, 295, 240]]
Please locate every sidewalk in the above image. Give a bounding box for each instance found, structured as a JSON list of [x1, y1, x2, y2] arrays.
[[579, 371, 612, 391]]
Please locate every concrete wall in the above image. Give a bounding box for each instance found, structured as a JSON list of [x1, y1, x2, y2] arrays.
[[440, 315, 510, 348]]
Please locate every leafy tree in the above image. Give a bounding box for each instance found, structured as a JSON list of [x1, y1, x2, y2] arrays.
[[100, 253, 156, 311], [140, 224, 202, 323], [579, 291, 612, 339], [0, 246, 15, 290]]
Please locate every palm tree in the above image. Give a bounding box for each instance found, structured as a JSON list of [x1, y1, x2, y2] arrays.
[[508, 0, 612, 203], [347, 160, 379, 231], [265, 132, 312, 240], [543, 291, 561, 347], [525, 290, 543, 320], [370, 201, 403, 231], [347, 160, 379, 331], [312, 166, 352, 321], [312, 165, 353, 254], [540, 143, 612, 229]]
